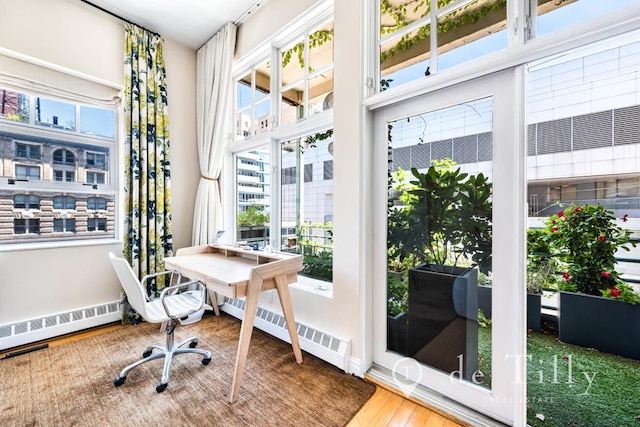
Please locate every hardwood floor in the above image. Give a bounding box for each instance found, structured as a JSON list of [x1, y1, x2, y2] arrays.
[[2, 323, 467, 427], [350, 377, 468, 427]]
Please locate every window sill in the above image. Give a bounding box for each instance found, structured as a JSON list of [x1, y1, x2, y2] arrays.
[[290, 275, 333, 299], [0, 238, 121, 253]]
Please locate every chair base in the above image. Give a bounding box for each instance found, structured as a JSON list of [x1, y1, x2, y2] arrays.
[[114, 320, 212, 392]]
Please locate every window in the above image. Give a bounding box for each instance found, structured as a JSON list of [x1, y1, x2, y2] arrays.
[[87, 197, 107, 210], [54, 170, 75, 182], [36, 97, 75, 131], [323, 160, 333, 180], [13, 194, 40, 209], [15, 143, 41, 159], [0, 88, 29, 122], [282, 166, 296, 185], [378, 0, 507, 91], [280, 19, 334, 126], [280, 131, 334, 282], [87, 218, 106, 232], [230, 7, 334, 288], [53, 196, 76, 210], [14, 219, 39, 234], [235, 58, 271, 139], [0, 84, 117, 245], [15, 165, 40, 180], [53, 218, 76, 233], [86, 152, 106, 168], [304, 164, 313, 182], [86, 172, 105, 185], [53, 149, 75, 165]]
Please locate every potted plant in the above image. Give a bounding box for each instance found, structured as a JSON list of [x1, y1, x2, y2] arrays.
[[545, 203, 640, 359], [387, 160, 492, 378]]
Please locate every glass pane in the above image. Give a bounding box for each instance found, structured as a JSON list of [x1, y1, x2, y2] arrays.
[[236, 147, 271, 248], [237, 71, 252, 110], [437, 0, 507, 72], [0, 88, 29, 122], [282, 36, 305, 89], [254, 98, 271, 135], [309, 69, 334, 117], [255, 59, 271, 103], [380, 0, 430, 41], [280, 130, 334, 282], [80, 106, 115, 139], [380, 23, 430, 90], [537, 0, 640, 38], [526, 31, 640, 426], [281, 80, 304, 126], [386, 98, 493, 388], [308, 22, 334, 73], [36, 97, 75, 131]]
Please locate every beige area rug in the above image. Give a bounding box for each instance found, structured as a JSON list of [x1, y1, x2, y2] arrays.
[[0, 313, 375, 427]]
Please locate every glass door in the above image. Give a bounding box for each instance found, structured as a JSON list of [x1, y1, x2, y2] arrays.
[[372, 68, 527, 424]]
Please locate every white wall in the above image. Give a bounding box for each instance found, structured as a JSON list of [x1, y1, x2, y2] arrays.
[[0, 0, 198, 324], [235, 0, 369, 370]]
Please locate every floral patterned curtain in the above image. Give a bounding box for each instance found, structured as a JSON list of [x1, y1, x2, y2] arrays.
[[122, 24, 173, 322]]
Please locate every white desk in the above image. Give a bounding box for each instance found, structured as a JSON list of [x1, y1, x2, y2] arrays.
[[163, 244, 303, 402]]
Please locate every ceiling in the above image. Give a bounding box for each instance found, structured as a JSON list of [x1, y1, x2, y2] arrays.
[[84, 0, 265, 50]]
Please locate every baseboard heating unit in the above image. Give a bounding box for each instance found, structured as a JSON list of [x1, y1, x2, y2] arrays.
[[0, 301, 121, 350], [221, 297, 351, 372]]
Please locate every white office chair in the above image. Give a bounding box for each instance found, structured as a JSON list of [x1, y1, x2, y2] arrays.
[[109, 252, 212, 393]]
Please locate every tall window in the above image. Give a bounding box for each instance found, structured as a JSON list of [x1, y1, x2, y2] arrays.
[[231, 7, 334, 288], [280, 131, 334, 282], [0, 85, 117, 245]]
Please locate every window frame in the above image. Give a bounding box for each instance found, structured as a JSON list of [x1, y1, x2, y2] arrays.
[[228, 2, 335, 292], [0, 84, 120, 249]]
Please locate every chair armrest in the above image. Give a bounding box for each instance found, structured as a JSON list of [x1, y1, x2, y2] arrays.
[[140, 269, 183, 302], [158, 280, 206, 320]]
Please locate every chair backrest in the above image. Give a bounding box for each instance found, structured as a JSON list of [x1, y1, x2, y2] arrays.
[[108, 253, 149, 317]]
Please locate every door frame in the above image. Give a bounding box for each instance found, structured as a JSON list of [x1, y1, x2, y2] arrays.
[[371, 67, 528, 425]]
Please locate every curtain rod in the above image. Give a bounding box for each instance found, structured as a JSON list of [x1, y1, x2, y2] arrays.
[[80, 0, 160, 37]]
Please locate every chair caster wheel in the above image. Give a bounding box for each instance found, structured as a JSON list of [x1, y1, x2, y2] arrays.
[[114, 376, 126, 387], [156, 382, 168, 393], [143, 349, 153, 358], [202, 357, 211, 366], [189, 341, 198, 348]]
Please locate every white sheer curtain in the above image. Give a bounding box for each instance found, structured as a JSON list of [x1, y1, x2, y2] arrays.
[[192, 23, 237, 245]]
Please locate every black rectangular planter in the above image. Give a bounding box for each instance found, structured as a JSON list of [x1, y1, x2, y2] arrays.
[[559, 291, 640, 360], [476, 286, 542, 333], [407, 264, 478, 381], [387, 312, 408, 356]]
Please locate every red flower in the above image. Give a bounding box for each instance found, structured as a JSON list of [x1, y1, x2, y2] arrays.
[[610, 287, 621, 297], [562, 355, 569, 361], [622, 214, 629, 222], [562, 272, 571, 282], [598, 235, 605, 242], [574, 207, 581, 212], [552, 219, 557, 225], [552, 227, 558, 233], [558, 211, 564, 217], [601, 271, 611, 279]]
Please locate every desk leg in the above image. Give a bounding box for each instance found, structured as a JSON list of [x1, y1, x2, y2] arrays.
[[229, 274, 262, 403], [275, 275, 303, 364]]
